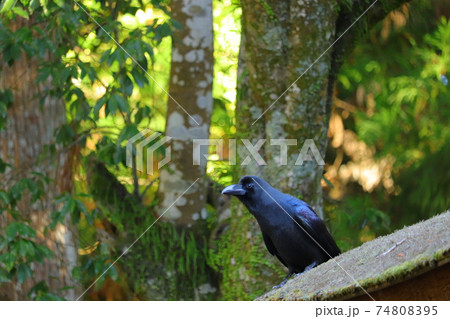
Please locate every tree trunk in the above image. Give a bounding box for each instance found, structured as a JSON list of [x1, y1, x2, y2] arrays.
[[0, 17, 78, 300], [158, 0, 214, 232], [237, 0, 337, 217]]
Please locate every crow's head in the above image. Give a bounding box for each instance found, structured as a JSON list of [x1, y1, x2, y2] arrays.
[[221, 176, 274, 208]]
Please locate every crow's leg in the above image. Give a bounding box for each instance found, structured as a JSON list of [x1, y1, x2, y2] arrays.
[[272, 261, 319, 289], [272, 270, 294, 289], [293, 261, 318, 278], [304, 261, 318, 272]]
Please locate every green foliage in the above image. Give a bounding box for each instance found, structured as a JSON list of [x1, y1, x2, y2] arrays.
[[0, 170, 113, 299], [49, 193, 96, 229], [337, 7, 450, 226], [394, 140, 450, 224], [0, 174, 53, 285], [207, 0, 240, 186], [0, 0, 174, 299], [0, 0, 174, 160], [327, 196, 391, 252], [28, 281, 66, 301]]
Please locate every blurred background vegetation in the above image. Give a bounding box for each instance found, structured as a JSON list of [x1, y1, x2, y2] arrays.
[[0, 0, 448, 300]]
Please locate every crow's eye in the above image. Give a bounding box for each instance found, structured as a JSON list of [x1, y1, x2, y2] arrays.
[[246, 183, 254, 189]]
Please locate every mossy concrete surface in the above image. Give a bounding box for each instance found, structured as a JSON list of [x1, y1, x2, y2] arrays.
[[256, 210, 450, 301]]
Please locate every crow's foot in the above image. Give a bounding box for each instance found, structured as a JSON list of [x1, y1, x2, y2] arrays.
[[272, 272, 293, 289], [293, 261, 318, 279]]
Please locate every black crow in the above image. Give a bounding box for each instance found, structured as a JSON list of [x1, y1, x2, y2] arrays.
[[222, 175, 340, 288]]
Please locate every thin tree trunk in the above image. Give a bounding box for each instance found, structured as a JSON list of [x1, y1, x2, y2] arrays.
[[158, 0, 214, 232]]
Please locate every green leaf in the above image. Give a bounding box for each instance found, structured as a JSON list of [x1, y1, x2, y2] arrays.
[[0, 236, 7, 250], [1, 89, 14, 106], [12, 238, 35, 258], [100, 48, 111, 64], [60, 66, 74, 83], [73, 199, 88, 224], [83, 210, 94, 225], [0, 252, 14, 271], [107, 49, 120, 66], [36, 66, 50, 83], [117, 124, 139, 143], [34, 292, 65, 301], [131, 68, 148, 88], [75, 199, 87, 214], [24, 240, 36, 257], [35, 244, 52, 262], [29, 0, 40, 13], [48, 211, 62, 230], [123, 75, 133, 96], [0, 190, 9, 205], [12, 6, 28, 19], [0, 267, 10, 282], [153, 22, 172, 44], [71, 206, 81, 225], [55, 124, 76, 145], [60, 197, 74, 217], [93, 96, 105, 119], [9, 179, 27, 200], [0, 0, 17, 13], [106, 95, 118, 115], [17, 263, 33, 283], [134, 105, 151, 124], [28, 280, 49, 296], [112, 93, 128, 113], [72, 267, 82, 281], [16, 223, 36, 238], [2, 42, 21, 65], [16, 239, 27, 257], [5, 222, 18, 241], [113, 145, 124, 165]]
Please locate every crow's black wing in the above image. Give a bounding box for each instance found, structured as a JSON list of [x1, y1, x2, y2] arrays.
[[287, 198, 341, 258], [261, 231, 288, 267]]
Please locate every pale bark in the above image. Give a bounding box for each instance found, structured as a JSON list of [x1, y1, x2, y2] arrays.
[[158, 0, 214, 230], [0, 18, 78, 300]]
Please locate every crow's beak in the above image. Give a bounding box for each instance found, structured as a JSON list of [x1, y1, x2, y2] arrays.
[[222, 184, 246, 196]]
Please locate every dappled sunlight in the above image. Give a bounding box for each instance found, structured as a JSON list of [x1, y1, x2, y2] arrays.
[[326, 111, 395, 199]]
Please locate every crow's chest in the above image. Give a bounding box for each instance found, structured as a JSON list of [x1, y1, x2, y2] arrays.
[[258, 213, 317, 264]]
